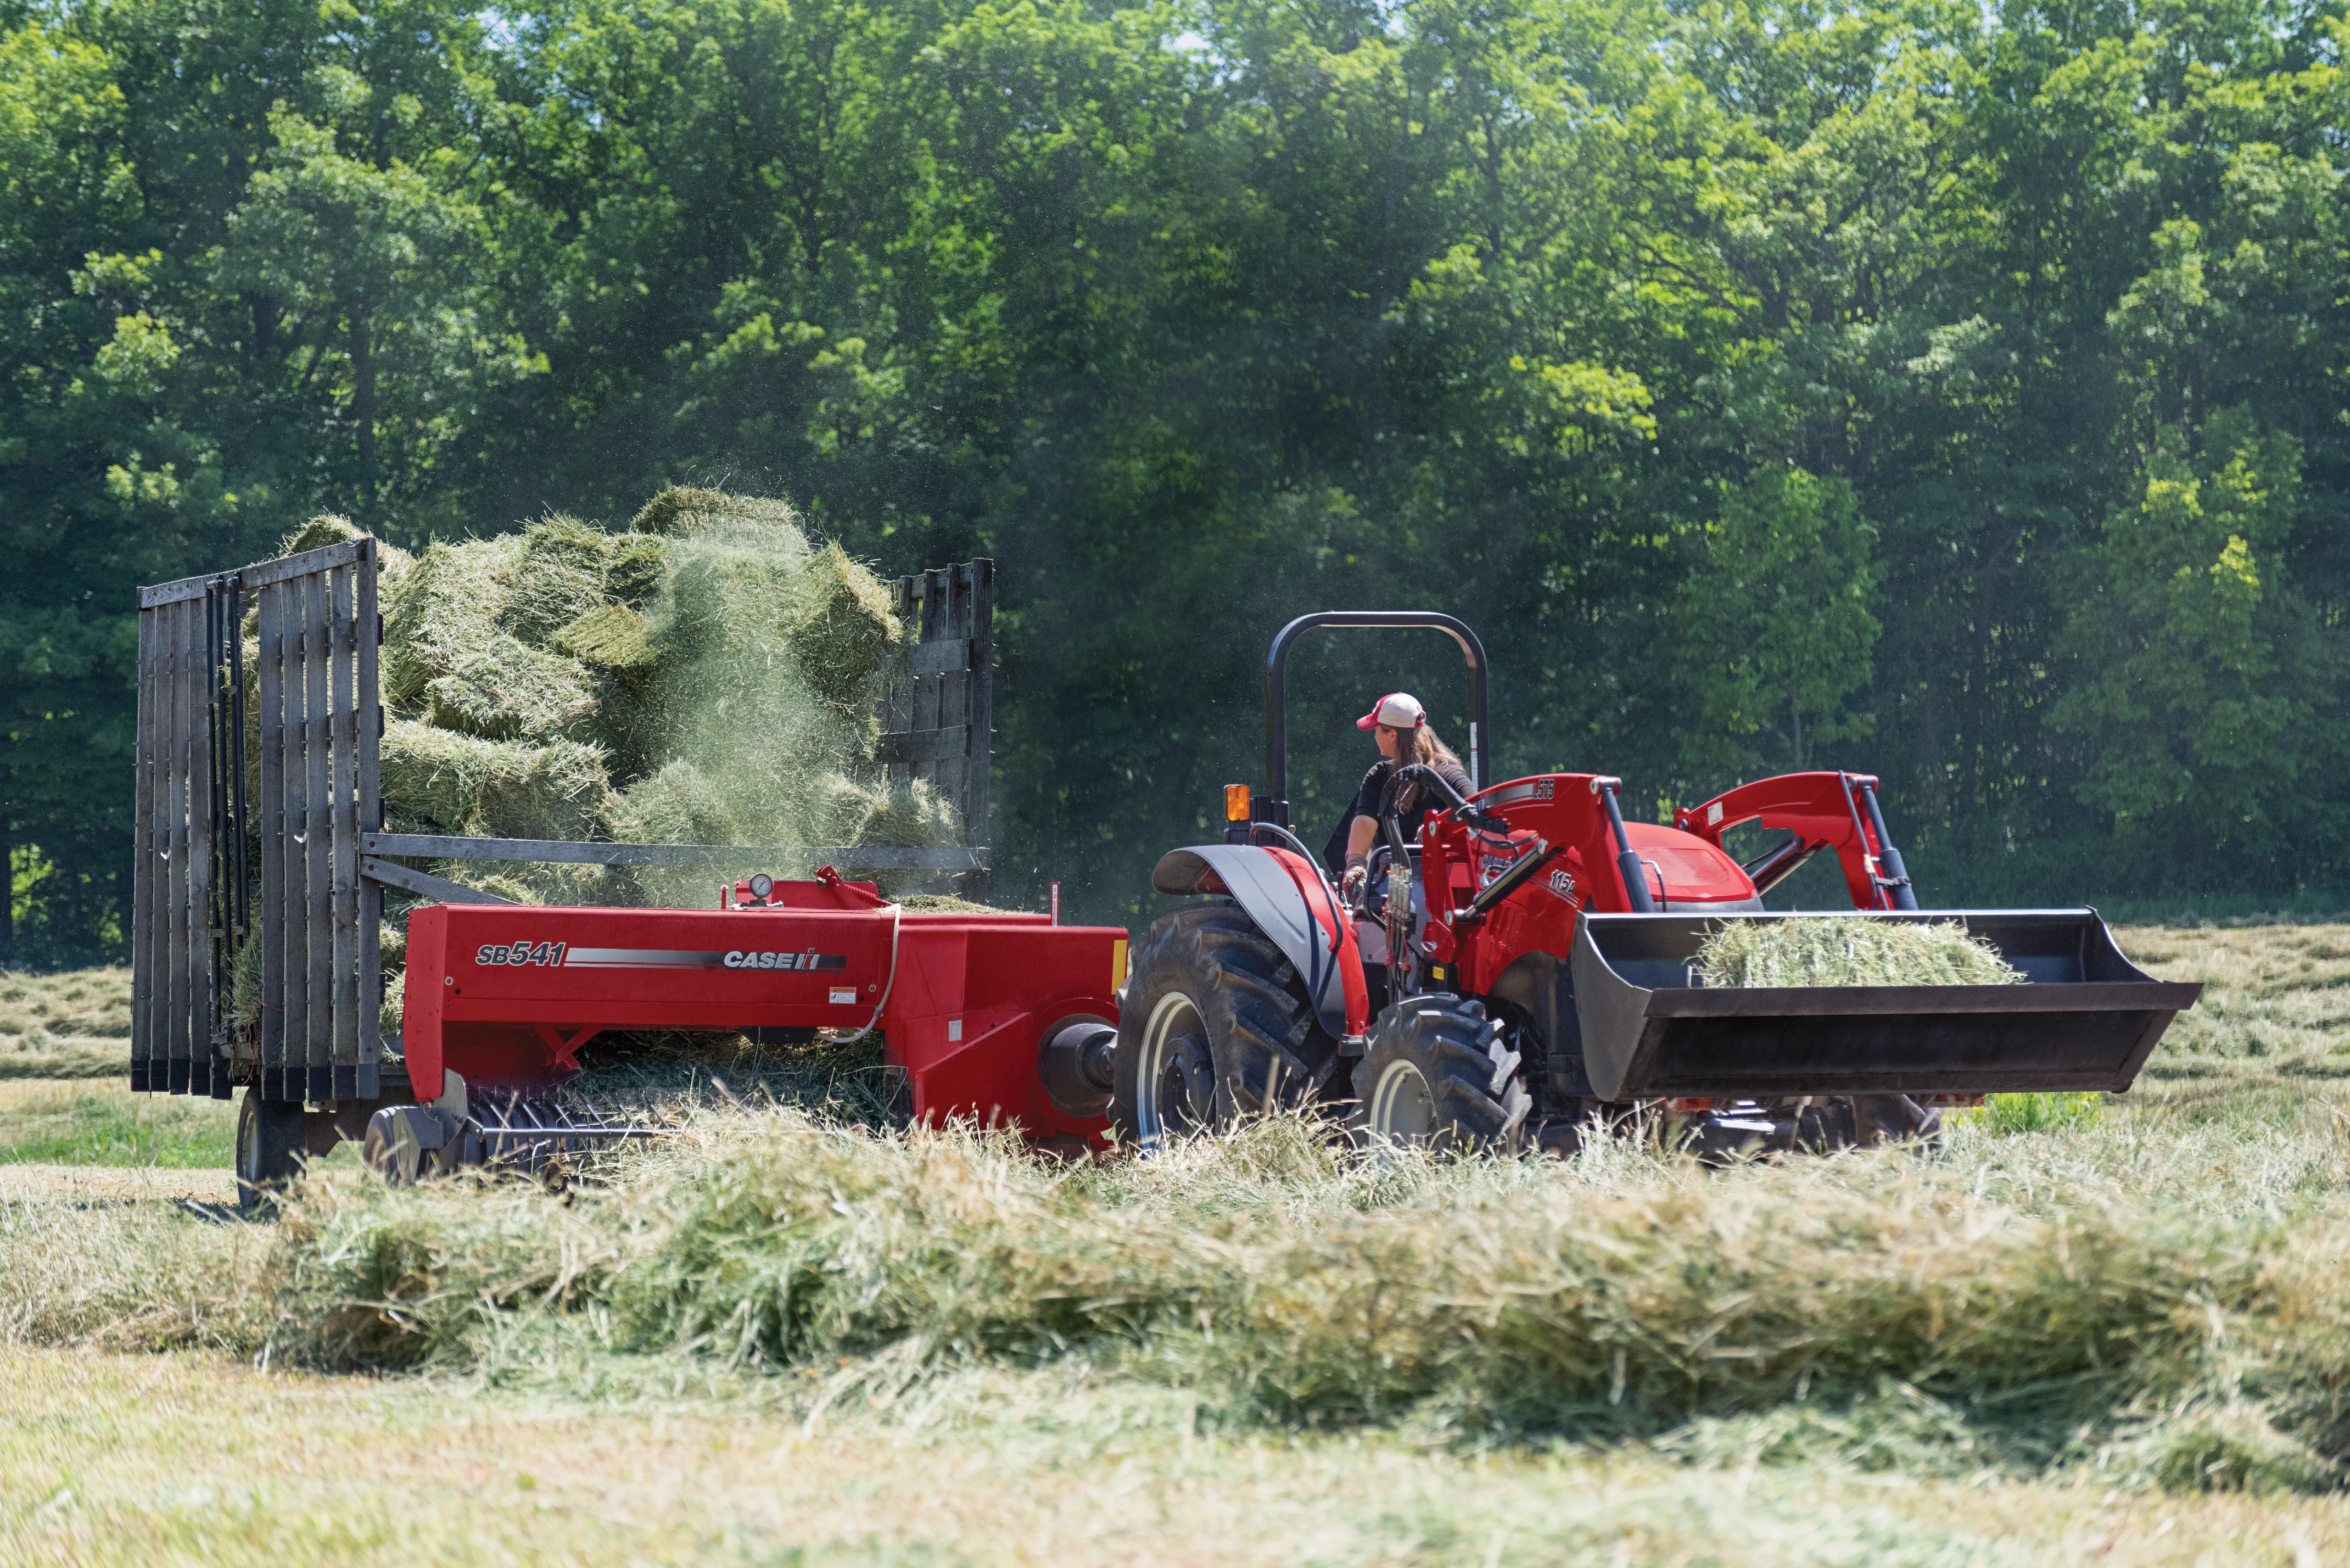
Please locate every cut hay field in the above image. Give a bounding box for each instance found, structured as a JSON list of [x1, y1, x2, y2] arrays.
[[5, 919, 2350, 1565]]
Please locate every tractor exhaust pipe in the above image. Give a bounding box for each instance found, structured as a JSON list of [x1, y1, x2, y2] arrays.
[[1568, 910, 2201, 1101]]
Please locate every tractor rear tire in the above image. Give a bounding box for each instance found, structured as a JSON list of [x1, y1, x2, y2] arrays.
[[1111, 902, 1332, 1150], [235, 1086, 308, 1215], [1352, 995, 1533, 1155]]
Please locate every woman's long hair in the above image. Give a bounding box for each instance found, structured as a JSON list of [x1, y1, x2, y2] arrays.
[[1392, 721, 1463, 776], [1387, 721, 1465, 815]]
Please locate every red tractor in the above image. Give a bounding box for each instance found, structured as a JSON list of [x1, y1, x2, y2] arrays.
[[1112, 613, 2202, 1154]]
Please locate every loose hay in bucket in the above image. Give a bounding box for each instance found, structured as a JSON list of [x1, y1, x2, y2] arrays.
[[1694, 917, 2023, 989]]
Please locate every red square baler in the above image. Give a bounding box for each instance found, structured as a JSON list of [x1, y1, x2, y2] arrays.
[[404, 870, 1126, 1140]]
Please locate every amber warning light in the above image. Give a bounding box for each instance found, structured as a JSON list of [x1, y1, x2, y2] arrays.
[[1225, 784, 1251, 822]]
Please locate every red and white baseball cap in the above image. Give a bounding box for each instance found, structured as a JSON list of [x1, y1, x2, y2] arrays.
[[1356, 692, 1427, 731]]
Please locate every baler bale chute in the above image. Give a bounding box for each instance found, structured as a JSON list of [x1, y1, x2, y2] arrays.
[[1114, 610, 2202, 1155], [127, 537, 1129, 1209]]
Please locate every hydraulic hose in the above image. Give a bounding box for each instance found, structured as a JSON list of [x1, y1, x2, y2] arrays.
[[1597, 780, 1659, 913]]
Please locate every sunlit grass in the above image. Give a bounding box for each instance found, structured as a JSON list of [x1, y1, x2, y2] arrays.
[[0, 1079, 236, 1168], [0, 966, 132, 1079]]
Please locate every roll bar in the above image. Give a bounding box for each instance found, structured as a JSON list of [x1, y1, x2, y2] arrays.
[[1260, 611, 1492, 828]]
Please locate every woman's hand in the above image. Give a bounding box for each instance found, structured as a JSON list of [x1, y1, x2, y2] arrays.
[[1343, 858, 1369, 904]]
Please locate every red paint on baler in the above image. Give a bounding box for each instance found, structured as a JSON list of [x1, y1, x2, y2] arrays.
[[403, 889, 1125, 1139]]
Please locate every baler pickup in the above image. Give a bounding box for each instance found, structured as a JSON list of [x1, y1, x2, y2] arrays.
[[1570, 910, 2202, 1102]]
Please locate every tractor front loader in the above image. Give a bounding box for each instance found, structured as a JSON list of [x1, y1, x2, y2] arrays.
[[1113, 612, 2203, 1155]]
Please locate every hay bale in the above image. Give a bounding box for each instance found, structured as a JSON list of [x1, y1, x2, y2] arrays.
[[1695, 917, 2023, 989], [606, 759, 745, 848], [553, 604, 658, 671], [278, 513, 414, 586], [504, 515, 617, 643], [786, 541, 905, 716], [631, 486, 801, 537], [362, 487, 937, 919], [858, 777, 962, 850], [605, 535, 666, 607], [380, 721, 610, 842], [231, 929, 263, 1030], [381, 536, 526, 710], [419, 634, 599, 741], [380, 525, 608, 718]]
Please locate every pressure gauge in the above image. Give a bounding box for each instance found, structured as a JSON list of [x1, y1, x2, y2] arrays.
[[748, 872, 774, 901]]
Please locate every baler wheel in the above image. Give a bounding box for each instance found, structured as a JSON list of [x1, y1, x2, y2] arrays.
[[1353, 995, 1533, 1155], [1112, 903, 1331, 1150], [235, 1086, 308, 1214]]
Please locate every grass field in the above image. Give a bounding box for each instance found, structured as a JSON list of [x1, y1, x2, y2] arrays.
[[0, 966, 133, 1080], [4, 920, 2350, 1564]]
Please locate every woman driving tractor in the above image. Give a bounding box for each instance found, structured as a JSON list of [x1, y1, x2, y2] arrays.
[[1330, 691, 1472, 902]]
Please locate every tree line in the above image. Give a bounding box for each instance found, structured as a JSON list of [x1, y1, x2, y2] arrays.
[[3, 0, 2345, 960]]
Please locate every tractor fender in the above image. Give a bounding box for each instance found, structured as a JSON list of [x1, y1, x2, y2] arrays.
[[1152, 844, 1364, 1037]]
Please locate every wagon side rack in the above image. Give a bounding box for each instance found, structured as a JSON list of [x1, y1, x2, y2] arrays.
[[128, 537, 1002, 1201]]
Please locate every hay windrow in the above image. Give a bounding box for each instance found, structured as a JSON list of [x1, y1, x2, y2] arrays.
[[1696, 917, 2024, 989], [198, 1102, 2350, 1489]]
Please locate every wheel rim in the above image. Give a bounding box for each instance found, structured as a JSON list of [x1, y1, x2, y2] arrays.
[[235, 1092, 260, 1187], [1136, 991, 1212, 1151], [1368, 1058, 1438, 1145]]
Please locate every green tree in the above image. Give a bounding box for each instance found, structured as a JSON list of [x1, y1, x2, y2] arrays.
[[2048, 412, 2336, 871], [1673, 466, 1882, 776]]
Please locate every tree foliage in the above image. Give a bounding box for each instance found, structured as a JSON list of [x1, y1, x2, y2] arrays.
[[6, 0, 2350, 956]]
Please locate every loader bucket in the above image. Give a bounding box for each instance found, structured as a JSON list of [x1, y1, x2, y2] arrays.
[[1569, 910, 2201, 1102]]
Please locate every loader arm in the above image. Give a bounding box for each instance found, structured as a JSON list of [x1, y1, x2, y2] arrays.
[[1674, 771, 1918, 911]]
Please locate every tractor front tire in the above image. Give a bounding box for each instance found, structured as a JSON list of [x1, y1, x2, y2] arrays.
[[1112, 902, 1331, 1150], [235, 1086, 308, 1215], [1352, 995, 1533, 1155]]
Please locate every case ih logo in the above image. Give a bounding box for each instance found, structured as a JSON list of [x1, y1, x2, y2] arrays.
[[724, 949, 849, 972]]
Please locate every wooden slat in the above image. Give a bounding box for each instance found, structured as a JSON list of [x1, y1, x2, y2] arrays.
[[138, 575, 210, 609], [129, 610, 158, 1087], [884, 578, 916, 784], [304, 567, 333, 1101], [165, 599, 191, 1086], [151, 600, 171, 1081], [257, 581, 285, 1093], [355, 542, 381, 1099], [964, 559, 995, 894], [361, 857, 520, 905], [198, 585, 223, 1059], [873, 726, 970, 766], [242, 537, 366, 589], [281, 576, 311, 1097], [157, 599, 183, 1083], [917, 570, 946, 784], [937, 564, 971, 830], [188, 590, 214, 1089], [907, 638, 972, 676], [364, 832, 989, 870], [330, 563, 359, 1095]]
